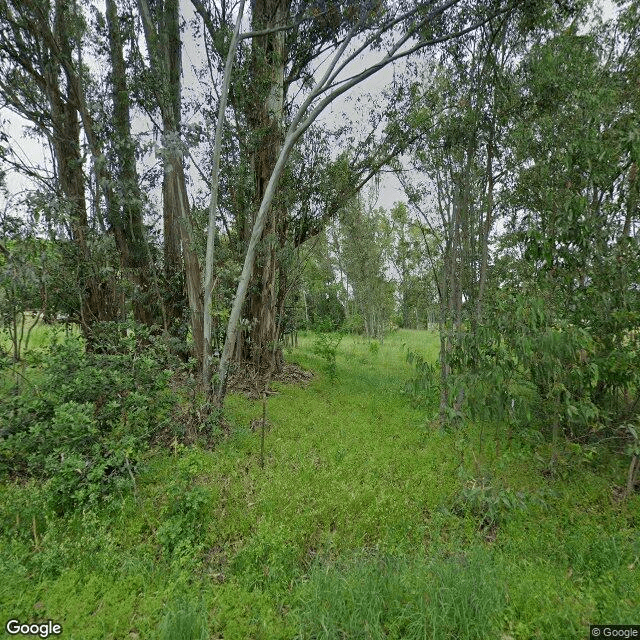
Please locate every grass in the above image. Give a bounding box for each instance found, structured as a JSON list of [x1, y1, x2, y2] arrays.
[[0, 320, 77, 395], [1, 329, 639, 639]]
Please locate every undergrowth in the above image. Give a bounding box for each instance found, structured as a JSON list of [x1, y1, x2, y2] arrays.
[[0, 329, 638, 639]]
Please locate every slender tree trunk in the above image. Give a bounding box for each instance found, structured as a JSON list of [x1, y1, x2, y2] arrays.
[[476, 130, 494, 322], [203, 0, 246, 391], [215, 109, 299, 403], [623, 163, 637, 238]]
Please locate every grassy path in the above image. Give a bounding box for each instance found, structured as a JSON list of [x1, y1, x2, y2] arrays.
[[1, 330, 638, 639]]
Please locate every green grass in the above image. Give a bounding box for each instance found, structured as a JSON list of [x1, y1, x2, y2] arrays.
[[1, 329, 638, 639]]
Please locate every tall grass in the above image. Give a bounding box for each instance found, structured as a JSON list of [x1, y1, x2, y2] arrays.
[[296, 546, 505, 640], [158, 596, 209, 640]]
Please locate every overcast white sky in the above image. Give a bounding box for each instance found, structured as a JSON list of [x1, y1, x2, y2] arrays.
[[0, 0, 620, 220]]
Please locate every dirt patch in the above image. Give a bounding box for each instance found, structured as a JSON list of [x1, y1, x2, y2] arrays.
[[227, 363, 314, 399]]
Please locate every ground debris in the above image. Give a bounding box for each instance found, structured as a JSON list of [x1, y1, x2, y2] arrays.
[[227, 363, 314, 399]]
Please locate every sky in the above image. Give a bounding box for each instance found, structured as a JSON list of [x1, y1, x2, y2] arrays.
[[0, 0, 621, 222]]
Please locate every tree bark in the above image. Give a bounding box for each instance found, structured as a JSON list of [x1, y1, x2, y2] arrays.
[[203, 0, 246, 391], [106, 0, 161, 327], [137, 0, 204, 364], [244, 0, 289, 371]]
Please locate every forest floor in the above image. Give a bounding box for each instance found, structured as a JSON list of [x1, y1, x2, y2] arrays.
[[1, 329, 639, 639]]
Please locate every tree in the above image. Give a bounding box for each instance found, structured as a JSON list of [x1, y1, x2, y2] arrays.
[[137, 0, 205, 362], [336, 196, 394, 339], [395, 3, 543, 420], [213, 0, 516, 404], [0, 0, 124, 332], [105, 0, 162, 327]]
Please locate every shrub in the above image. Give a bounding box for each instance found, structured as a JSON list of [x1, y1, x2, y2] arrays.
[[311, 329, 343, 378], [0, 323, 178, 512]]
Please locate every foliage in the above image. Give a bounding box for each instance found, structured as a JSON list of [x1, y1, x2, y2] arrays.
[[405, 348, 440, 410], [0, 330, 638, 639], [311, 326, 344, 378], [0, 323, 178, 512], [332, 195, 396, 339], [0, 216, 57, 362], [447, 289, 639, 460], [307, 289, 346, 331], [158, 596, 210, 640], [156, 481, 211, 559], [450, 469, 548, 531]]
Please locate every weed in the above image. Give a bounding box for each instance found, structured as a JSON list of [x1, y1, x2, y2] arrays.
[[158, 596, 209, 640], [1, 330, 638, 639], [450, 469, 547, 531], [311, 330, 343, 378], [295, 546, 506, 640]]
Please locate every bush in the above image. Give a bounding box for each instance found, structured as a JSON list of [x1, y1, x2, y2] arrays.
[[311, 328, 343, 378], [156, 484, 211, 559], [0, 323, 178, 512]]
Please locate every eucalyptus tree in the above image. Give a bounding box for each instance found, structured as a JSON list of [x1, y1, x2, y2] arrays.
[[397, 11, 526, 419], [0, 214, 52, 363], [198, 0, 519, 403], [193, 0, 401, 373], [0, 0, 123, 330], [404, 0, 640, 477], [104, 0, 163, 327], [335, 196, 395, 339], [388, 201, 437, 329], [0, 0, 166, 333], [136, 0, 205, 362]]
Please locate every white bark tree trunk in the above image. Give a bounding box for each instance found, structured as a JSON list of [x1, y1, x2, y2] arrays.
[[203, 0, 246, 392]]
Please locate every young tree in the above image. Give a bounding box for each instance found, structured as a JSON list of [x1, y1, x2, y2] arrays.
[[395, 4, 539, 420]]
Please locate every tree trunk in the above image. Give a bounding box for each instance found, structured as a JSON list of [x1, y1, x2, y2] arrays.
[[106, 0, 161, 327], [49, 0, 118, 332], [203, 0, 245, 391], [137, 0, 204, 364], [244, 0, 289, 371]]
